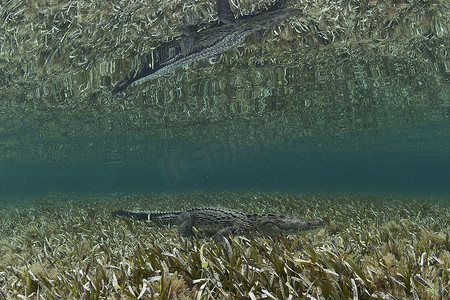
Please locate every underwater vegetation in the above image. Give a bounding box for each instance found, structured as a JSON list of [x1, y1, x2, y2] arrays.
[[0, 192, 448, 299]]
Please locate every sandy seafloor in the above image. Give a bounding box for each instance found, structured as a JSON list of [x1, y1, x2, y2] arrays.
[[0, 192, 448, 299]]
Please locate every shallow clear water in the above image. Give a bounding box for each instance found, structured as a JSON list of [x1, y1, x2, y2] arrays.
[[1, 120, 449, 198]]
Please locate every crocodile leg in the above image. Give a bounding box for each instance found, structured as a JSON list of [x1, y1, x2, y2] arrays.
[[177, 211, 195, 237], [213, 226, 243, 242], [216, 0, 233, 24]]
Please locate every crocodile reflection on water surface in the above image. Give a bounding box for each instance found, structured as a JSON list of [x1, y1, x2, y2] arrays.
[[112, 0, 301, 93]]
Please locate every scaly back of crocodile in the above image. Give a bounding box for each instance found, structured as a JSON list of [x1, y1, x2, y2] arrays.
[[112, 207, 323, 240]]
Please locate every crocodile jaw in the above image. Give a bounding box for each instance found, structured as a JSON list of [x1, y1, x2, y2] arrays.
[[256, 216, 324, 236]]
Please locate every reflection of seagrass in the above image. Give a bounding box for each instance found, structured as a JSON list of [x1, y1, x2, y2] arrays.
[[0, 0, 449, 144], [0, 0, 448, 108], [112, 0, 300, 93]]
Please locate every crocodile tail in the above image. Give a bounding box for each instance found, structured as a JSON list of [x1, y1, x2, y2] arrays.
[[112, 210, 149, 221]]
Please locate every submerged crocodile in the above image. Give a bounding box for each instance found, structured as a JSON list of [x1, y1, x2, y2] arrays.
[[112, 207, 323, 241], [112, 0, 301, 93]]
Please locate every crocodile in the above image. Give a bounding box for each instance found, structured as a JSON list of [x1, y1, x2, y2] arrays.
[[112, 207, 323, 241], [112, 0, 301, 93]]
